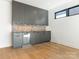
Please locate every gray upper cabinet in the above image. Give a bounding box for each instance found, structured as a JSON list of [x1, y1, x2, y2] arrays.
[[12, 1, 48, 25], [34, 8, 48, 25], [24, 5, 48, 25], [24, 5, 35, 24], [12, 1, 24, 24]]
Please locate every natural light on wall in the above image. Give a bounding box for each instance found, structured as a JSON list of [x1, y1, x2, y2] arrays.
[[56, 14, 66, 19]]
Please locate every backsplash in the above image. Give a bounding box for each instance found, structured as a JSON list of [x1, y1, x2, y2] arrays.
[[13, 25, 46, 32]]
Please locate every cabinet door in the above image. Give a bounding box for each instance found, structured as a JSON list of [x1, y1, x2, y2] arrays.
[[12, 33, 23, 48], [12, 1, 24, 24], [42, 31, 51, 42], [30, 32, 41, 44], [24, 5, 35, 24], [34, 9, 48, 25], [24, 5, 48, 25], [30, 31, 51, 45], [34, 31, 51, 43]]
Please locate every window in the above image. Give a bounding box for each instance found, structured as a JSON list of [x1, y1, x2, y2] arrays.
[[55, 5, 79, 19], [55, 10, 67, 19], [69, 5, 79, 16]]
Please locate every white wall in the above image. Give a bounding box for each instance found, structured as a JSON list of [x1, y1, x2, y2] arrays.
[[0, 0, 12, 48], [49, 0, 79, 49]]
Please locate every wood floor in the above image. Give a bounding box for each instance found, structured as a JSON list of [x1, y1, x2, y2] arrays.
[[0, 42, 79, 59]]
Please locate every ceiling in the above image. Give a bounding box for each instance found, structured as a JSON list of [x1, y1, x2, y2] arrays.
[[15, 0, 73, 10]]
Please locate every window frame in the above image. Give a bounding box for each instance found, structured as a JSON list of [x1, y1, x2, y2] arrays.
[[55, 5, 79, 19], [55, 9, 68, 19], [68, 5, 79, 16]]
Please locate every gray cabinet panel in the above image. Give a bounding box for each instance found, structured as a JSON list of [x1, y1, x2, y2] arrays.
[[12, 1, 48, 25], [42, 31, 51, 42], [34, 9, 48, 25], [12, 1, 24, 24], [12, 32, 31, 48], [12, 32, 23, 48], [30, 31, 51, 44], [30, 32, 41, 44], [24, 4, 48, 25], [24, 5, 35, 24]]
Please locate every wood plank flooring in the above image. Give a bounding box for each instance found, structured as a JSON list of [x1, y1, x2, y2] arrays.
[[0, 42, 79, 59]]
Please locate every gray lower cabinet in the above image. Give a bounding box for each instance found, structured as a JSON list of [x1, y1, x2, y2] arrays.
[[30, 31, 51, 44], [30, 32, 41, 44], [12, 32, 31, 48], [12, 32, 23, 48], [42, 31, 51, 42], [12, 31, 51, 48]]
